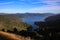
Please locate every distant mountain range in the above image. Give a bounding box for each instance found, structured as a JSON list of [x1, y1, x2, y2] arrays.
[[12, 13, 55, 18], [0, 13, 55, 18]]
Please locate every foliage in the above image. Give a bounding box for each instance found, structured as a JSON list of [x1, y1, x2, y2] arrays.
[[0, 15, 31, 31]]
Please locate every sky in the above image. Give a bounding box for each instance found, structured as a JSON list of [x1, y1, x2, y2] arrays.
[[0, 0, 60, 13]]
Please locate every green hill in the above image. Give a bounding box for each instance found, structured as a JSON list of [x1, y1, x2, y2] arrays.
[[0, 15, 30, 31]]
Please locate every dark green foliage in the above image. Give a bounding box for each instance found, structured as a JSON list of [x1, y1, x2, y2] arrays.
[[34, 14, 60, 40]]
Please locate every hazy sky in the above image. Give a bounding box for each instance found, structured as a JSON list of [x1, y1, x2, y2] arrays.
[[0, 0, 60, 13]]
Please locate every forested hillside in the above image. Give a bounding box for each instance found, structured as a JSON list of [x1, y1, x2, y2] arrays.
[[0, 15, 30, 31]]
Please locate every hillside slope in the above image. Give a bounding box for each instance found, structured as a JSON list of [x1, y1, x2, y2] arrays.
[[0, 31, 31, 40], [0, 15, 30, 31]]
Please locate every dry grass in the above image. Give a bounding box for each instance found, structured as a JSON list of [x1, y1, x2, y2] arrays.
[[0, 31, 31, 40]]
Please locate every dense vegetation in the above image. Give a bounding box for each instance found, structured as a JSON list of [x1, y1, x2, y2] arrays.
[[34, 14, 60, 40], [0, 14, 60, 40], [0, 15, 31, 31]]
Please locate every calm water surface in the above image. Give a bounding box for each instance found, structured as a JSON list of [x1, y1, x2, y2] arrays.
[[22, 16, 47, 29]]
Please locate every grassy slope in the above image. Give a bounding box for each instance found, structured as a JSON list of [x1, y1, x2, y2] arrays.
[[0, 15, 30, 31]]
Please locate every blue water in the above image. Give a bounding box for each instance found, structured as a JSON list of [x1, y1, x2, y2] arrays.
[[22, 16, 47, 29]]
